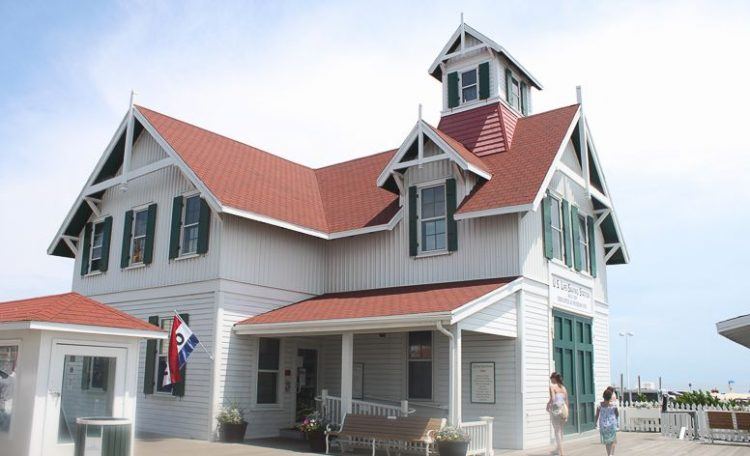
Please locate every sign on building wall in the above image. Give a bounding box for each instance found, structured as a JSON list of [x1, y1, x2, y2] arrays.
[[550, 274, 593, 315], [470, 362, 495, 404]]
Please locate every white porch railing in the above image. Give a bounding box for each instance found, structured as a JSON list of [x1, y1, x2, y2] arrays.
[[316, 389, 414, 424], [460, 417, 494, 456]]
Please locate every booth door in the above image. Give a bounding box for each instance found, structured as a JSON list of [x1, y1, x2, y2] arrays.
[[43, 344, 127, 456]]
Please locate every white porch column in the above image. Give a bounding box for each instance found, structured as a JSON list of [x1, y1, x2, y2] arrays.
[[453, 324, 463, 425], [340, 332, 354, 417], [448, 329, 456, 425]]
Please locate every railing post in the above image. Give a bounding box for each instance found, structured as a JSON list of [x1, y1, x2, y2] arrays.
[[480, 416, 494, 456], [321, 389, 329, 420], [401, 400, 409, 417]]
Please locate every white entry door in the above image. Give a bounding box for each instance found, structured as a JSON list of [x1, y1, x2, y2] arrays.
[[43, 343, 127, 456]]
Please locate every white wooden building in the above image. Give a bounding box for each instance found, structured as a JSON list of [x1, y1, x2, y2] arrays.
[[47, 22, 628, 450]]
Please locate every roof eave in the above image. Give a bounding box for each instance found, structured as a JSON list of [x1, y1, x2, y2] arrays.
[[0, 321, 165, 339]]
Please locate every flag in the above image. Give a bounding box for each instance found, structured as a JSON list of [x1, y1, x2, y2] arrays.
[[163, 313, 200, 387]]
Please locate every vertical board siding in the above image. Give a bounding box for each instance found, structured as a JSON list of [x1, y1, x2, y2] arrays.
[[72, 165, 220, 296], [461, 332, 518, 449], [216, 290, 315, 438], [521, 287, 553, 448], [461, 294, 518, 337], [96, 291, 217, 440], [593, 301, 611, 399], [327, 161, 519, 293], [220, 216, 326, 295], [130, 132, 168, 169]]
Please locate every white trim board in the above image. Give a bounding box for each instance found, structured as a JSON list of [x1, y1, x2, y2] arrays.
[[0, 321, 165, 339]]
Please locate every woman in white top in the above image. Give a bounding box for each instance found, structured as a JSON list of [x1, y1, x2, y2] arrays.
[[547, 372, 569, 456]]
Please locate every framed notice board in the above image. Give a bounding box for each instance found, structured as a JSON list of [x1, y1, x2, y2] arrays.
[[470, 362, 495, 404]]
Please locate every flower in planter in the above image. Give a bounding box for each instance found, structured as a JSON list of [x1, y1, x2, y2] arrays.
[[217, 403, 245, 425], [298, 412, 328, 433], [435, 426, 470, 442]]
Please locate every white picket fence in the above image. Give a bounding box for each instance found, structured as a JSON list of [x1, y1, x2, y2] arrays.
[[617, 401, 750, 443], [460, 417, 494, 456]]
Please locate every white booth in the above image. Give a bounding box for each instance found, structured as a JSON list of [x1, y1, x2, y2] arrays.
[[0, 292, 164, 456]]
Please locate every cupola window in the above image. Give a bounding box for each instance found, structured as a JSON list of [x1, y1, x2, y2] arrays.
[[461, 69, 478, 103]]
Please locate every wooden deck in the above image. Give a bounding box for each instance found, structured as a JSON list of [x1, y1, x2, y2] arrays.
[[135, 432, 750, 456]]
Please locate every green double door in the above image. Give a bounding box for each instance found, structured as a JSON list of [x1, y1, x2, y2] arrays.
[[552, 310, 595, 434]]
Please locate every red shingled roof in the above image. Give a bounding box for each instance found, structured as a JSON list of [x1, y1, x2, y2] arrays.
[[135, 103, 578, 235], [238, 277, 517, 325], [0, 292, 161, 332], [456, 104, 580, 214]]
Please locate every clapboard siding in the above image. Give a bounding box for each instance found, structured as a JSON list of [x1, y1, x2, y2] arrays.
[[593, 301, 611, 399], [72, 163, 220, 296], [95, 291, 217, 439], [521, 287, 552, 448], [461, 294, 517, 337], [220, 215, 326, 295], [461, 332, 518, 449]]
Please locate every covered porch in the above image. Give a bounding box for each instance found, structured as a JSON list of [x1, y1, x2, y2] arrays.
[[233, 277, 524, 452]]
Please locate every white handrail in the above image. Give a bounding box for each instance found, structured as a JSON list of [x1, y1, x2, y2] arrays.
[[460, 416, 494, 456]]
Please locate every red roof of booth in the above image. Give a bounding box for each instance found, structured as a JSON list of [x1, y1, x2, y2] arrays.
[[0, 292, 161, 332], [238, 277, 517, 325]]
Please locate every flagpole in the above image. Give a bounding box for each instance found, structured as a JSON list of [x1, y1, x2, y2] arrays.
[[173, 310, 215, 361]]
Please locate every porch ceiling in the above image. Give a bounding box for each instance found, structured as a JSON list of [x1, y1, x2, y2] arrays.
[[717, 314, 750, 349], [234, 277, 519, 335]]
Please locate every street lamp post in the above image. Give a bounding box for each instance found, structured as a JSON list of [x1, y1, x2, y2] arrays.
[[619, 331, 634, 404]]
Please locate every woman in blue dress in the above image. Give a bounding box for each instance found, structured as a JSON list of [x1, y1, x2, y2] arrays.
[[595, 387, 619, 455]]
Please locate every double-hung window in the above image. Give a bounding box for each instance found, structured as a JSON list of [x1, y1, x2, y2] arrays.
[[155, 318, 173, 393], [0, 343, 19, 433], [130, 208, 149, 265], [508, 76, 521, 110], [89, 221, 106, 272], [420, 185, 447, 252], [408, 331, 432, 400], [257, 338, 280, 404], [181, 195, 201, 255], [549, 196, 564, 261], [460, 69, 478, 103], [578, 214, 590, 273]]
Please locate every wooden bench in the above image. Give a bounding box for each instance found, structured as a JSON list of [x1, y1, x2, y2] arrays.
[[706, 411, 750, 443], [325, 414, 444, 456]]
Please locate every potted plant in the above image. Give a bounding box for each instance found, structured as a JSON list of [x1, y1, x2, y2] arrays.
[[217, 403, 248, 443], [298, 412, 328, 452], [435, 426, 470, 456]]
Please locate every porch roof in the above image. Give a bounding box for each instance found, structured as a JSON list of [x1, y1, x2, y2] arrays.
[[235, 277, 518, 333]]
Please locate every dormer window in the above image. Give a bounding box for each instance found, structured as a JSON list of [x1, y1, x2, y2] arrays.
[[508, 75, 521, 110], [461, 69, 478, 103], [420, 184, 447, 252]]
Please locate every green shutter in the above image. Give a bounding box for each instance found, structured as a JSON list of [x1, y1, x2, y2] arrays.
[[561, 200, 573, 267], [447, 72, 460, 108], [446, 179, 458, 251], [587, 215, 597, 277], [542, 197, 553, 260], [80, 223, 92, 276], [81, 358, 90, 390], [505, 68, 512, 104], [520, 81, 529, 115], [143, 315, 159, 395], [98, 216, 113, 272], [143, 204, 157, 265], [169, 196, 183, 259], [120, 210, 133, 268], [409, 186, 418, 256], [196, 198, 211, 255], [571, 206, 582, 271], [172, 313, 189, 397], [478, 62, 490, 100]]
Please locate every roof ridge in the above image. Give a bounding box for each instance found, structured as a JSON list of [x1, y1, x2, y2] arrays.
[[520, 103, 580, 120], [314, 148, 396, 171], [135, 105, 317, 171], [0, 291, 76, 308]]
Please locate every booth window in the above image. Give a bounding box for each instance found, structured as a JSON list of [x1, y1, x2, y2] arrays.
[[82, 357, 110, 390], [257, 338, 280, 404], [0, 344, 19, 433], [408, 331, 432, 400]]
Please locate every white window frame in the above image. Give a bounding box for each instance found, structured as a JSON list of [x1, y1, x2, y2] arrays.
[[0, 340, 20, 438], [460, 67, 478, 104], [179, 193, 201, 257], [418, 182, 448, 254], [549, 195, 565, 262], [508, 75, 521, 110], [578, 213, 591, 273], [129, 205, 150, 266], [87, 218, 107, 274], [154, 317, 174, 396], [255, 337, 282, 407], [407, 331, 433, 401]]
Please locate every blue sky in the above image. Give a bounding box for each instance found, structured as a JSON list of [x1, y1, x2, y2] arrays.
[[1, 0, 749, 391]]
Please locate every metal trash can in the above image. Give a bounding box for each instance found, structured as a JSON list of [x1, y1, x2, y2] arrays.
[[74, 417, 132, 456]]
